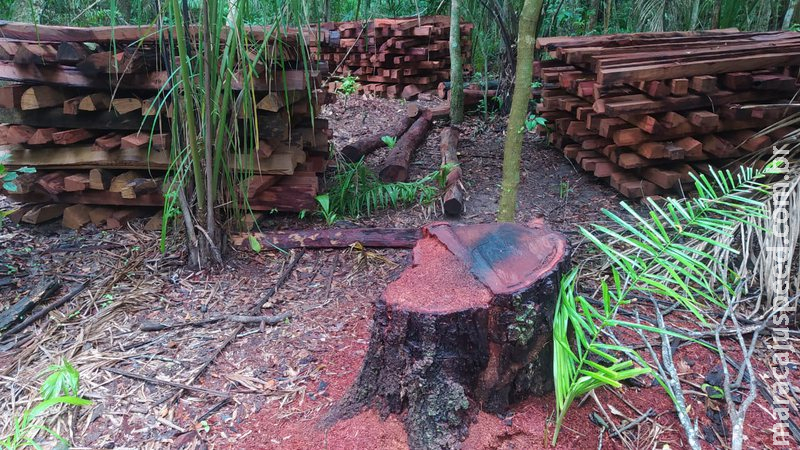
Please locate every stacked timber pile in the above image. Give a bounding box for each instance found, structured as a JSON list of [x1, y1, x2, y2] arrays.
[[312, 16, 473, 99], [535, 29, 800, 198], [0, 22, 333, 229]]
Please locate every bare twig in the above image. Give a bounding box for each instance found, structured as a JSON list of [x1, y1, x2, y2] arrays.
[[195, 397, 231, 422], [253, 249, 305, 312], [139, 311, 291, 331], [715, 301, 760, 450], [609, 408, 656, 439], [635, 300, 702, 450], [106, 368, 230, 398]]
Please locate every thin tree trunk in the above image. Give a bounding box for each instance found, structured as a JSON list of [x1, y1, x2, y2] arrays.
[[690, 0, 700, 30], [202, 0, 222, 265], [497, 0, 544, 222], [588, 0, 600, 31], [449, 0, 464, 124], [711, 0, 721, 28], [784, 0, 799, 29], [604, 0, 611, 33]]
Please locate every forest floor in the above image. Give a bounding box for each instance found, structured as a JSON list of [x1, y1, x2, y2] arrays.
[[0, 96, 796, 450]]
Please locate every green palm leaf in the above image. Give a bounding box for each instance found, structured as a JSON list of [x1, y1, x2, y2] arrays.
[[552, 167, 770, 445]]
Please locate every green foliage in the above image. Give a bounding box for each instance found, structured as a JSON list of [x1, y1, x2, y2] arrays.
[[315, 193, 338, 225], [380, 135, 398, 149], [524, 113, 547, 133], [0, 155, 36, 193], [558, 180, 571, 200], [552, 166, 769, 444], [338, 74, 359, 97], [39, 359, 80, 401], [325, 159, 442, 217], [1, 360, 90, 450], [248, 235, 262, 253]]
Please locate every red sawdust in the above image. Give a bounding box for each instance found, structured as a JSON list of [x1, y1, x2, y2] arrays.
[[383, 236, 492, 313]]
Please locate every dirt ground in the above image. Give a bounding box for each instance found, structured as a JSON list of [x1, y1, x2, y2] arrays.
[[0, 96, 797, 450]]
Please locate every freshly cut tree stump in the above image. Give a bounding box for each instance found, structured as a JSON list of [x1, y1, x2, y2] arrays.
[[326, 221, 570, 449]]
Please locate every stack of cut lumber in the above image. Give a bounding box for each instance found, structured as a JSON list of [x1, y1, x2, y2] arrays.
[[312, 15, 473, 99], [535, 29, 800, 199], [0, 22, 334, 228]]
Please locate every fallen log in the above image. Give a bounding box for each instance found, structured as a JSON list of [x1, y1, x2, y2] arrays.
[[439, 127, 464, 216], [340, 114, 418, 162], [0, 278, 61, 331], [325, 221, 570, 449], [1, 280, 88, 339], [379, 114, 432, 182], [233, 227, 422, 249]]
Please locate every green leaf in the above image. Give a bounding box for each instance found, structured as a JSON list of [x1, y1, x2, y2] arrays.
[[28, 396, 92, 418], [249, 235, 262, 253]]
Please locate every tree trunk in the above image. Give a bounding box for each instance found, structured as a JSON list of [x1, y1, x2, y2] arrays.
[[604, 0, 612, 33], [379, 115, 432, 182], [690, 0, 700, 30], [341, 115, 417, 162], [784, 0, 799, 29], [588, 0, 600, 31], [236, 227, 422, 249], [497, 0, 543, 222], [440, 127, 465, 216], [326, 221, 570, 449], [449, 0, 464, 124], [711, 0, 721, 28]]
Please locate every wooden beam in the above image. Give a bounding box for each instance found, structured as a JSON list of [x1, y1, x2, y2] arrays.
[[0, 61, 314, 91], [52, 128, 95, 145], [598, 53, 800, 85], [20, 86, 65, 110], [0, 106, 159, 130], [233, 228, 423, 249]]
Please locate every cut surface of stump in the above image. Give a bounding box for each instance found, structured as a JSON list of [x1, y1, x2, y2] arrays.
[[325, 221, 570, 449]]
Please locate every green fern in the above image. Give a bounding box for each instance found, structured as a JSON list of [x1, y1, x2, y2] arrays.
[[552, 166, 769, 444]]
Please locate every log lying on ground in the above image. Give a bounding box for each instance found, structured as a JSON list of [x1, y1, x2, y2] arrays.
[[340, 114, 418, 162], [232, 227, 423, 249], [379, 114, 433, 182], [439, 127, 464, 216], [0, 278, 61, 331], [325, 221, 570, 449]]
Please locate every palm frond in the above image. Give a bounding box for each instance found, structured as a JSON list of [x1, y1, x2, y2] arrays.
[[552, 166, 771, 444]]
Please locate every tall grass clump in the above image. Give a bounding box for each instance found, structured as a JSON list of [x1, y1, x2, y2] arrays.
[[148, 0, 321, 266]]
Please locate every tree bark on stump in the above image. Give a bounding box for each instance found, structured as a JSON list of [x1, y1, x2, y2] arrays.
[[325, 221, 570, 449]]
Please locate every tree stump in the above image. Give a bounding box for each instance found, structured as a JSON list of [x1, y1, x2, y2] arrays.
[[325, 221, 570, 449]]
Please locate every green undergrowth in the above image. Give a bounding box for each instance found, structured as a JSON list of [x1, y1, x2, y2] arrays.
[[318, 159, 452, 220]]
